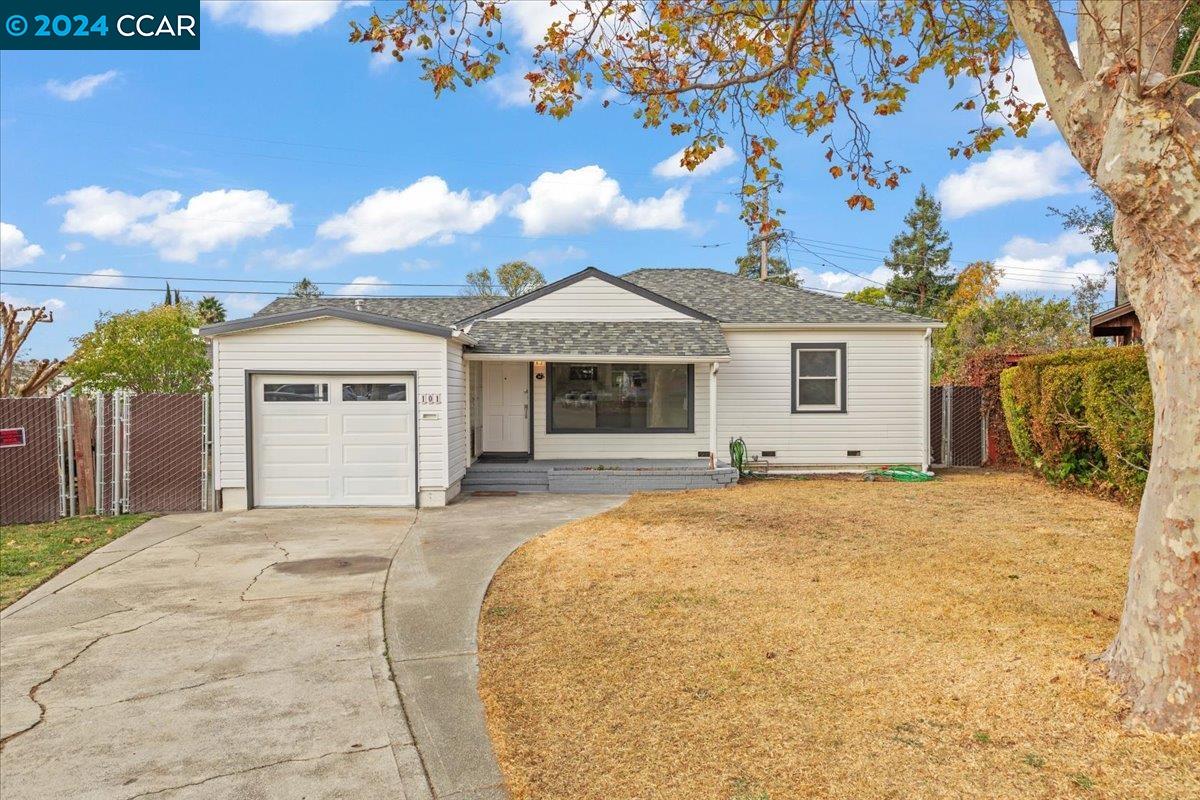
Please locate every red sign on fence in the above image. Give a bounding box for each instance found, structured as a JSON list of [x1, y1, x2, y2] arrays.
[[0, 427, 27, 448]]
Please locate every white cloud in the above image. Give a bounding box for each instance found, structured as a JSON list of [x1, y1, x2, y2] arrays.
[[1, 222, 45, 266], [503, 1, 573, 48], [0, 293, 66, 314], [513, 165, 688, 235], [522, 244, 587, 265], [205, 1, 364, 35], [69, 268, 126, 288], [486, 68, 533, 107], [51, 186, 292, 262], [222, 293, 272, 314], [254, 244, 343, 271], [65, 242, 85, 253], [936, 142, 1083, 218], [653, 145, 738, 179], [993, 42, 1079, 133], [334, 276, 388, 296], [45, 70, 119, 101], [995, 231, 1109, 293], [318, 177, 505, 253], [793, 264, 892, 294]]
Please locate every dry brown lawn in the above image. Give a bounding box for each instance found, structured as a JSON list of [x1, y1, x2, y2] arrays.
[[477, 471, 1199, 800]]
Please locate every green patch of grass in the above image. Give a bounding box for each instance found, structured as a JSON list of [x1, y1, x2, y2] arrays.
[[1, 514, 154, 608], [973, 731, 992, 744], [1071, 773, 1094, 790], [1023, 753, 1045, 768], [486, 605, 517, 619]]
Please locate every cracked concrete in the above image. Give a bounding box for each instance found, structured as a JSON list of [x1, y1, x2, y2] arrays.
[[0, 508, 424, 800]]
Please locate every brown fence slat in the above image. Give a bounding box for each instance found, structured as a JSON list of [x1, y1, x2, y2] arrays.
[[127, 394, 204, 513], [929, 386, 943, 466], [0, 397, 60, 525]]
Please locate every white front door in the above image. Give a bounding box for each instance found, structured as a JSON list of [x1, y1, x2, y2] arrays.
[[252, 374, 415, 506], [482, 362, 529, 453]]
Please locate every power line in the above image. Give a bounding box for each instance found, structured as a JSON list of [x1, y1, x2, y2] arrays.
[[3, 281, 389, 298], [3, 268, 473, 288]]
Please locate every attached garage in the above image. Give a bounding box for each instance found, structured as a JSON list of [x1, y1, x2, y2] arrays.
[[250, 374, 416, 507], [202, 306, 485, 510]]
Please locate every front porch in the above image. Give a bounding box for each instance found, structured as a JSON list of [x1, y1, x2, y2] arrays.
[[461, 457, 738, 494]]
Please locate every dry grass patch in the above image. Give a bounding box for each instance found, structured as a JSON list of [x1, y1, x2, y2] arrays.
[[478, 471, 1198, 800]]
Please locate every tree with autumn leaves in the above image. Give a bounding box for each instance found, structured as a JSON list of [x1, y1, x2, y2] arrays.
[[354, 1, 1199, 732]]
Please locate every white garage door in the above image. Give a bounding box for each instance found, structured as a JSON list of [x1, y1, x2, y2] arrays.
[[251, 374, 415, 507]]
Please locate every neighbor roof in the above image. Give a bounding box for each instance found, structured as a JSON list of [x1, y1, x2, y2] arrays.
[[623, 268, 942, 325], [465, 320, 729, 358]]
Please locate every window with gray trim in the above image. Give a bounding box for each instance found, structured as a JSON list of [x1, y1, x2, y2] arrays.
[[791, 343, 846, 413]]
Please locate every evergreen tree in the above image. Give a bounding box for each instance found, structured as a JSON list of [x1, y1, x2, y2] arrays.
[[883, 186, 956, 315], [290, 278, 323, 299], [734, 239, 798, 287]]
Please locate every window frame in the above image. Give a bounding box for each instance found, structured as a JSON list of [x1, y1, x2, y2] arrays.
[[546, 362, 695, 434], [341, 382, 408, 402], [790, 343, 847, 414], [262, 382, 329, 403]]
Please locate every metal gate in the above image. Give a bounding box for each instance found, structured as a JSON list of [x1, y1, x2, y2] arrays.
[[931, 385, 987, 467], [0, 391, 214, 524]]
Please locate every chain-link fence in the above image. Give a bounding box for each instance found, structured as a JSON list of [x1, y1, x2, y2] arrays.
[[931, 385, 986, 468], [0, 397, 60, 525], [0, 392, 213, 525]]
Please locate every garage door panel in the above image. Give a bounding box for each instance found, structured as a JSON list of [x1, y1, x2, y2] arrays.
[[342, 415, 407, 435], [262, 477, 333, 499], [257, 444, 330, 465], [252, 374, 415, 507], [342, 476, 409, 497], [260, 414, 331, 434], [342, 444, 408, 466]]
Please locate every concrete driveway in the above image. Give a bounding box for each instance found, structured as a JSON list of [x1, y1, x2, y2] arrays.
[[0, 508, 426, 800], [0, 495, 627, 800]]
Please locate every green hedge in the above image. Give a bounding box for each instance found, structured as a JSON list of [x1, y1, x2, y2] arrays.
[[1000, 346, 1152, 500]]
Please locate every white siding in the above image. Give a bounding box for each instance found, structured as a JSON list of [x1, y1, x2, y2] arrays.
[[532, 366, 711, 459], [213, 317, 450, 493], [492, 277, 691, 321], [716, 328, 927, 466], [446, 342, 467, 485]]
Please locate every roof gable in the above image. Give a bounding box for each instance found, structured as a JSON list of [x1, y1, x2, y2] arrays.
[[468, 267, 713, 322]]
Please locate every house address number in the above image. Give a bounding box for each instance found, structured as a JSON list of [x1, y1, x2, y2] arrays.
[[419, 393, 442, 406]]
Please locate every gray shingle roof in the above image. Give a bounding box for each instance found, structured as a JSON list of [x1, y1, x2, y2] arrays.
[[465, 320, 729, 358], [622, 268, 942, 325], [256, 296, 496, 327]]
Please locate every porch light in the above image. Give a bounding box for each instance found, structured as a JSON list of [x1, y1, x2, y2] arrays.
[[534, 360, 546, 380]]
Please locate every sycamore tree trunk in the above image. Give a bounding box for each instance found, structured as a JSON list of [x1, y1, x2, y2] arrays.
[[1009, 0, 1199, 732]]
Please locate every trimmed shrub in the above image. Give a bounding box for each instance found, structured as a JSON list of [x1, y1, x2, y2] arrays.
[[1082, 350, 1153, 500], [999, 346, 1150, 501]]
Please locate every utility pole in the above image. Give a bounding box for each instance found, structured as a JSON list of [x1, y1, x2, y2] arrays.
[[749, 181, 781, 282]]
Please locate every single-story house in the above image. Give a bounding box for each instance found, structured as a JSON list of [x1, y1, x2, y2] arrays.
[[200, 267, 943, 509]]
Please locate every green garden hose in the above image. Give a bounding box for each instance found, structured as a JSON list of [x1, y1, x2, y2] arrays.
[[729, 437, 749, 477], [864, 465, 936, 482]]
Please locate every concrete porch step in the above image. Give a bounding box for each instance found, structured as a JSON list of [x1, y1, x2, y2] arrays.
[[464, 484, 549, 494]]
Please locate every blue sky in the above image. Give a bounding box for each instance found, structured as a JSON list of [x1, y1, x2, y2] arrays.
[[1, 1, 1107, 359]]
